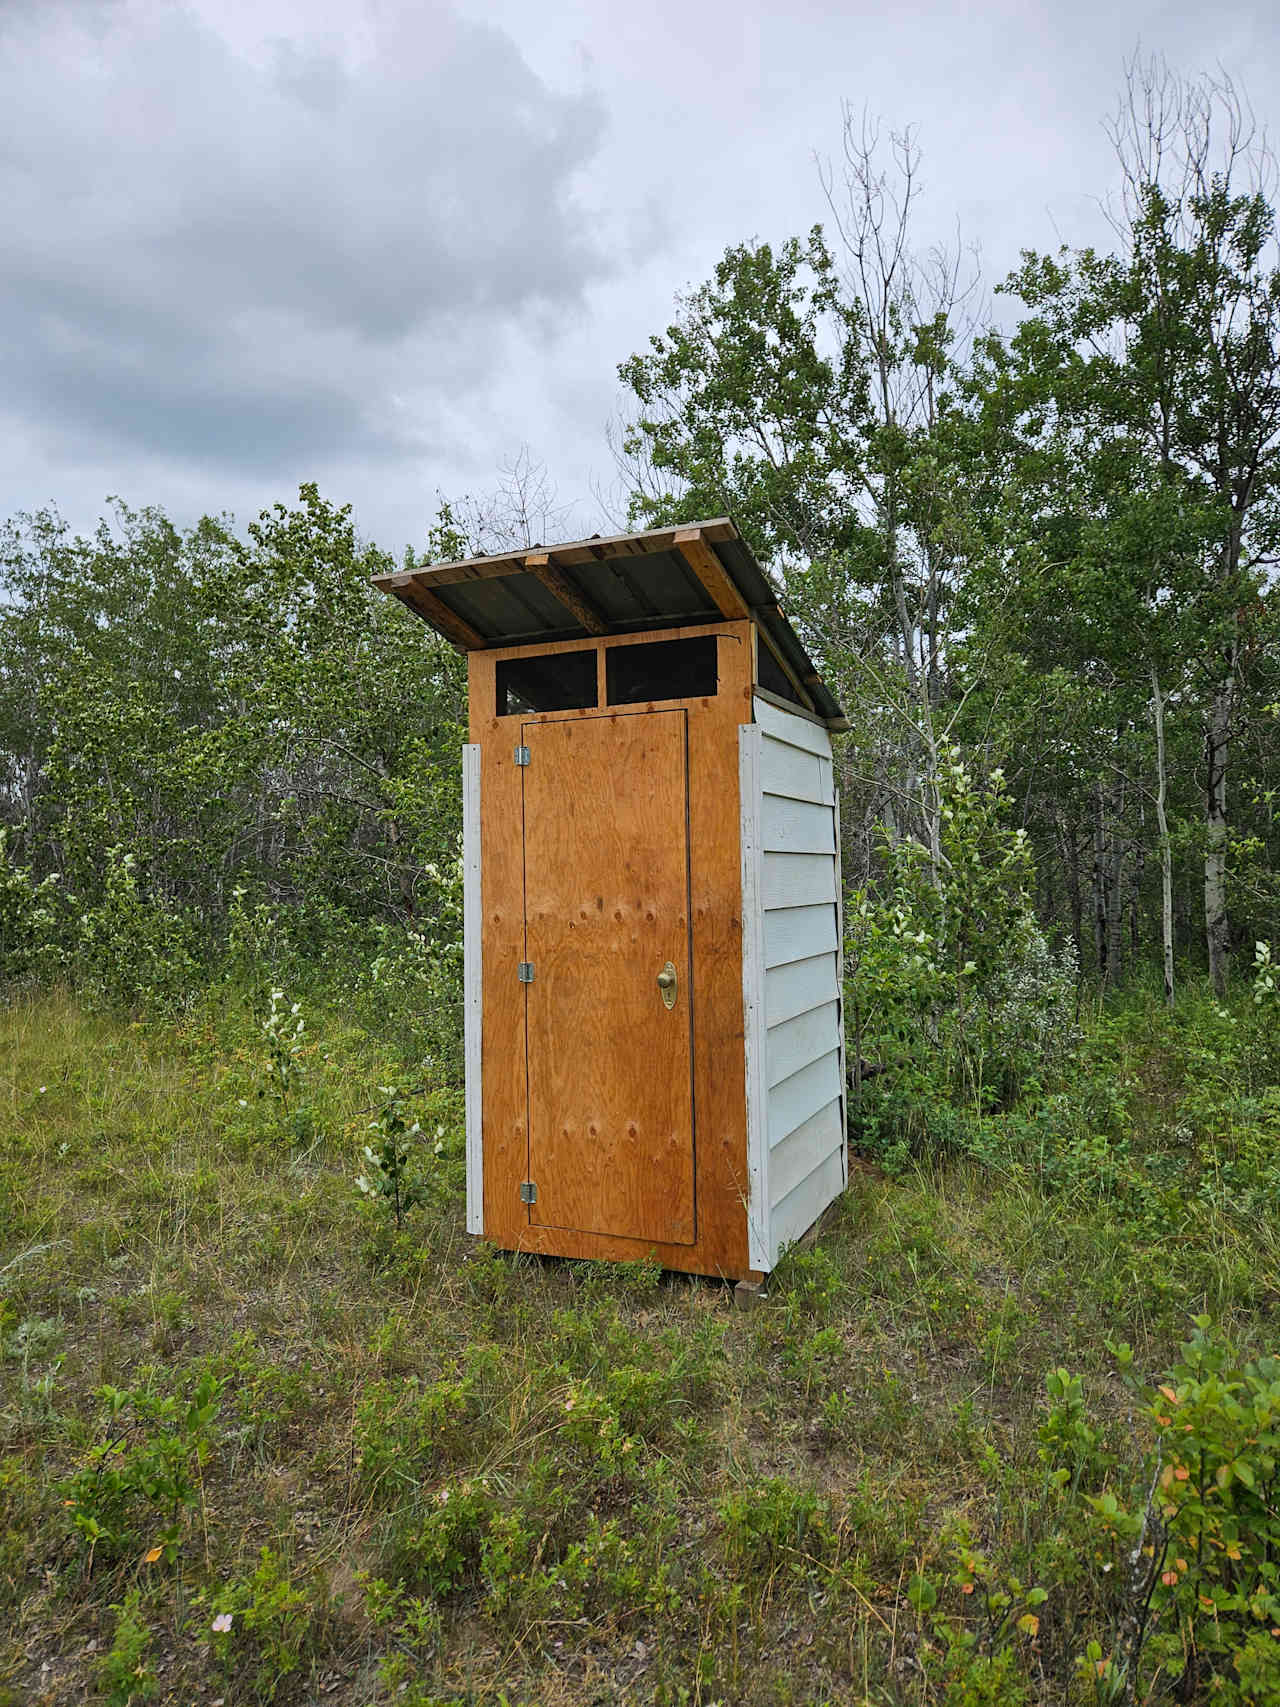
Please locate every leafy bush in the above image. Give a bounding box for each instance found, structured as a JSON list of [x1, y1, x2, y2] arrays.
[[355, 1087, 441, 1228], [61, 1370, 222, 1568], [0, 827, 64, 986], [718, 1476, 829, 1571], [207, 1546, 315, 1704], [99, 1588, 157, 1705], [1047, 1323, 1280, 1702], [73, 847, 200, 1012], [355, 912, 464, 1076], [847, 747, 1078, 1163]]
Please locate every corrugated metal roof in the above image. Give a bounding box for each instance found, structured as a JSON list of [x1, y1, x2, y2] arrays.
[[371, 516, 846, 729]]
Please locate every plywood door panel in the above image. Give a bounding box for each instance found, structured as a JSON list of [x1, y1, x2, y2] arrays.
[[470, 624, 754, 1278], [522, 710, 696, 1244]]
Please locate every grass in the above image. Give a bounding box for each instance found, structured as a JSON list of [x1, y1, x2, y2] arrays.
[[1, 982, 1278, 1705]]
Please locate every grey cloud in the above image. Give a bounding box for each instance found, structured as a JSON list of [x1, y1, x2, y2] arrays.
[[8, 0, 1278, 555], [0, 1, 611, 479]]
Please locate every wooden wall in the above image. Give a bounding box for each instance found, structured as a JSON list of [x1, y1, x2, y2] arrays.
[[465, 621, 760, 1280]]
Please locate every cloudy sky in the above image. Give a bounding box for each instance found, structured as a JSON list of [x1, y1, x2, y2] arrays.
[[2, 0, 1276, 553]]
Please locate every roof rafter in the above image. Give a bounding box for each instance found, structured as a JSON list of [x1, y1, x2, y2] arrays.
[[523, 553, 609, 636]]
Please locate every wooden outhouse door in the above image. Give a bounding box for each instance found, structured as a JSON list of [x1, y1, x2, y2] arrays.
[[520, 709, 696, 1245]]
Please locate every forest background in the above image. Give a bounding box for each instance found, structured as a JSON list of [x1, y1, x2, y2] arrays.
[[2, 55, 1280, 1707], [5, 60, 1279, 1041]]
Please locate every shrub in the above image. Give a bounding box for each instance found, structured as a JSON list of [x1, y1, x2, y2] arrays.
[[98, 1588, 157, 1706], [355, 1087, 440, 1228], [73, 847, 200, 1012], [847, 746, 1074, 1159], [0, 827, 64, 986], [1050, 1323, 1280, 1702], [61, 1371, 222, 1569], [718, 1477, 829, 1572]]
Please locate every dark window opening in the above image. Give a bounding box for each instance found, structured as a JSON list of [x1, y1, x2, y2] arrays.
[[756, 636, 803, 706], [496, 649, 597, 715], [607, 635, 718, 706]]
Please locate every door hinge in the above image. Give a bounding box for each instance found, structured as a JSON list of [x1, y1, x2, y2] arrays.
[[513, 745, 530, 766], [520, 1180, 538, 1204], [517, 961, 535, 983]]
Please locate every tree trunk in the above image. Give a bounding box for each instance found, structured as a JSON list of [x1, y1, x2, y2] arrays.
[[1151, 665, 1175, 1005], [1204, 666, 1233, 997], [1105, 768, 1127, 982], [1092, 785, 1109, 980], [1059, 817, 1084, 966]]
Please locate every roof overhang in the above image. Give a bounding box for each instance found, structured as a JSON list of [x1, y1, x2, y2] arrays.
[[372, 516, 847, 730]]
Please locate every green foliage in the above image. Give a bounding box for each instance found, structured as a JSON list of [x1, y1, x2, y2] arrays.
[[1252, 939, 1276, 1006], [353, 1349, 505, 1495], [355, 1086, 441, 1228], [849, 746, 1078, 1161], [2, 1311, 64, 1426], [906, 1534, 1046, 1705], [61, 1371, 222, 1568], [5, 981, 1280, 1703], [257, 988, 307, 1120], [0, 827, 62, 984], [718, 1477, 828, 1572], [1043, 1322, 1280, 1702], [1140, 1323, 1280, 1693], [0, 486, 465, 1010], [208, 1547, 314, 1704], [618, 227, 869, 566], [390, 1476, 496, 1596], [73, 847, 200, 1013], [98, 1588, 157, 1706]]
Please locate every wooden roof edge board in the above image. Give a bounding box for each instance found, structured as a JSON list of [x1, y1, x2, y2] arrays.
[[372, 517, 740, 590], [524, 552, 609, 636], [395, 581, 488, 651], [674, 528, 751, 622], [370, 514, 848, 721]]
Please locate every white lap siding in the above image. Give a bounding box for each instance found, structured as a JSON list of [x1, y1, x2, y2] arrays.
[[740, 698, 847, 1270]]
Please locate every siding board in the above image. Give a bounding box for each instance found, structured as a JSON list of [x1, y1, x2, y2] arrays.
[[763, 952, 839, 1026], [762, 851, 838, 910], [767, 1001, 841, 1089], [767, 1049, 843, 1148], [746, 694, 845, 1269], [760, 739, 832, 805], [769, 1100, 844, 1204], [771, 1147, 847, 1253], [763, 904, 840, 969], [762, 794, 837, 854], [756, 695, 837, 757]]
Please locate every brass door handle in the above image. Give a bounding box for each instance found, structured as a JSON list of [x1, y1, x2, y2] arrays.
[[657, 963, 677, 1008]]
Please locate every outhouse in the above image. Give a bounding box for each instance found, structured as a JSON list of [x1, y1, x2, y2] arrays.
[[373, 519, 849, 1282]]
